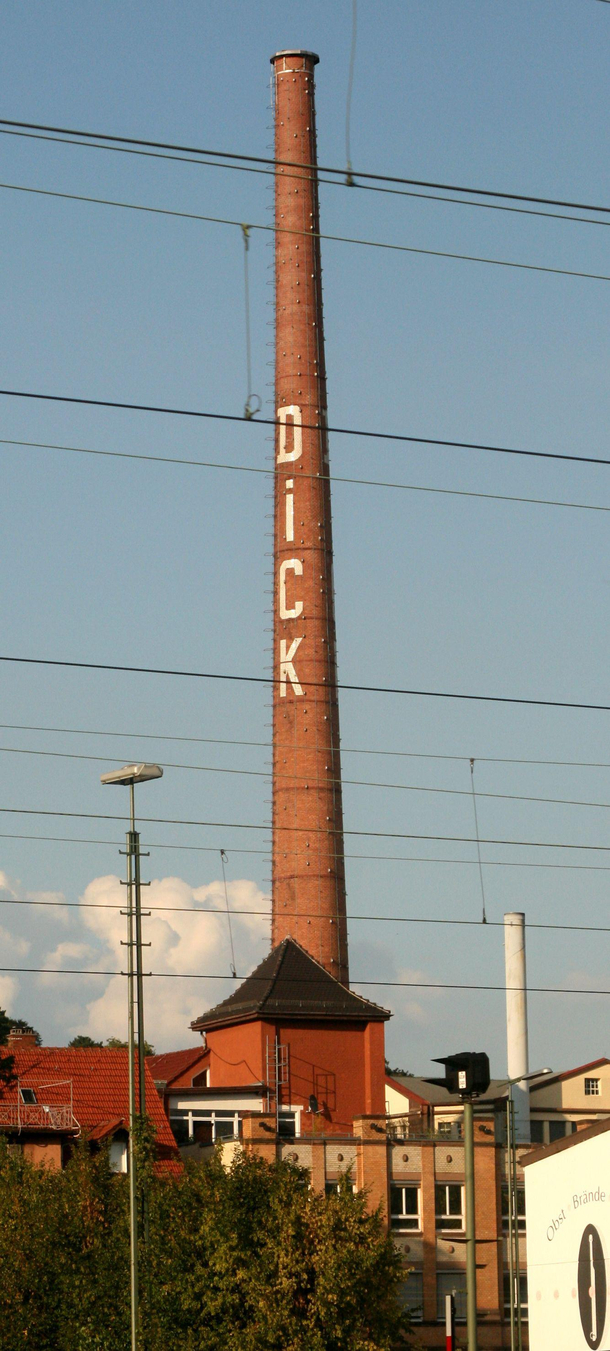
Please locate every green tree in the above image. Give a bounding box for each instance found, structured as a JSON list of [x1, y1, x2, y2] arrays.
[[0, 1142, 408, 1350], [106, 1036, 155, 1056], [0, 1009, 15, 1086], [68, 1035, 104, 1048]]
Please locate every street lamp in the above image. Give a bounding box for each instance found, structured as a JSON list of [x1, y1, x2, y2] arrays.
[[497, 1068, 552, 1351], [100, 762, 162, 1351]]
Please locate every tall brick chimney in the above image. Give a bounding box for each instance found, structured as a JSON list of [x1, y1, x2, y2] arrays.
[[270, 50, 349, 986]]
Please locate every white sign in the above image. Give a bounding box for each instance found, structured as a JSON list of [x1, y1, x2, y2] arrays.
[[525, 1127, 610, 1350]]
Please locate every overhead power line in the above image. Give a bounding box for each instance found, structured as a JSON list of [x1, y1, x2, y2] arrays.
[[3, 388, 610, 472], [2, 116, 610, 218], [2, 802, 610, 852], [7, 888, 610, 936], [5, 435, 609, 518], [8, 718, 610, 770], [4, 179, 610, 285], [3, 126, 609, 231], [6, 741, 610, 813], [1, 963, 609, 999], [4, 651, 610, 718]]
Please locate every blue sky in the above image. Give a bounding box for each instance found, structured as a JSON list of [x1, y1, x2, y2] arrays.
[[1, 0, 610, 1072]]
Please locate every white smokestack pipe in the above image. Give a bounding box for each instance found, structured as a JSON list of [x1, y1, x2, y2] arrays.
[[504, 912, 530, 1142]]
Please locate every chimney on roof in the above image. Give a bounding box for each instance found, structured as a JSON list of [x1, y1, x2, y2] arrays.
[[7, 1029, 38, 1050]]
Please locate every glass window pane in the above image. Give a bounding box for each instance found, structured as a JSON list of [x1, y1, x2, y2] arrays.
[[549, 1121, 566, 1143], [437, 1272, 467, 1322], [400, 1271, 423, 1322], [448, 1186, 462, 1214], [435, 1184, 445, 1212]]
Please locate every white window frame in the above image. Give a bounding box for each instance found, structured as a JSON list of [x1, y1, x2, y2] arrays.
[[435, 1183, 465, 1231], [390, 1182, 421, 1231], [585, 1077, 601, 1097]]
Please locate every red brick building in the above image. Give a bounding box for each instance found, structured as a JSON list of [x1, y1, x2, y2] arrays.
[[0, 1030, 178, 1170]]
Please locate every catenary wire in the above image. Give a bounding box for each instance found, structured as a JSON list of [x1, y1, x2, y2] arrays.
[[5, 389, 610, 472], [3, 179, 610, 285], [7, 742, 610, 813], [0, 964, 608, 998], [2, 803, 610, 851], [3, 117, 610, 217], [5, 652, 610, 718], [3, 126, 610, 230], [7, 828, 610, 871], [5, 434, 610, 518], [7, 889, 610, 935], [9, 719, 610, 770]]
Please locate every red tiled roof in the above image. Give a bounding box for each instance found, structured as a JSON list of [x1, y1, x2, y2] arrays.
[[0, 1047, 177, 1152], [147, 1046, 208, 1088]]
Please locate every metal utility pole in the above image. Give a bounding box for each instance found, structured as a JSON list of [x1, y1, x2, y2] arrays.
[[125, 820, 139, 1351], [101, 762, 163, 1351], [463, 1097, 478, 1351]]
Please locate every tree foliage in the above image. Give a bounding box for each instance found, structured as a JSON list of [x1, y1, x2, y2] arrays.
[[0, 1008, 15, 1086], [0, 1138, 408, 1350], [68, 1035, 104, 1048]]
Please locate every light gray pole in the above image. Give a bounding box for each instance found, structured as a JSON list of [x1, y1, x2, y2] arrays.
[[130, 783, 146, 1118], [463, 1098, 478, 1351], [125, 824, 139, 1351], [506, 1095, 516, 1351]]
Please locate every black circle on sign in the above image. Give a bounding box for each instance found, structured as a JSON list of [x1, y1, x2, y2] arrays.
[[578, 1224, 606, 1348]]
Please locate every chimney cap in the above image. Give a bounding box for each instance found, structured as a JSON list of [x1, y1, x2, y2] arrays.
[[271, 50, 319, 65]]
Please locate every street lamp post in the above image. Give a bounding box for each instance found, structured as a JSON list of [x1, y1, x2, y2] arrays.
[[101, 763, 162, 1351], [499, 1067, 552, 1351]]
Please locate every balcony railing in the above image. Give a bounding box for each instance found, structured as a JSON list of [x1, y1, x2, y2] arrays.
[[387, 1113, 463, 1142], [0, 1103, 76, 1131]]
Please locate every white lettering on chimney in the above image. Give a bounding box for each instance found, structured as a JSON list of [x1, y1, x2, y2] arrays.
[[277, 405, 303, 463], [279, 559, 303, 619], [279, 637, 304, 697]]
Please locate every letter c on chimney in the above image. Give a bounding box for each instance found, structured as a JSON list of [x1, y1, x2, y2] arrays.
[[279, 559, 303, 618]]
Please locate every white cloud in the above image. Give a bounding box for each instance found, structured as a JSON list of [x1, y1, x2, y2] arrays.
[[74, 873, 271, 1051]]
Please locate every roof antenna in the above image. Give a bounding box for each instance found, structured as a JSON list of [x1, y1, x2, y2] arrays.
[[220, 849, 238, 979], [469, 758, 487, 924]]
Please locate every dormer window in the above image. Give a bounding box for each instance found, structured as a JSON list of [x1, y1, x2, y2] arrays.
[[19, 1088, 37, 1105], [585, 1077, 601, 1097]]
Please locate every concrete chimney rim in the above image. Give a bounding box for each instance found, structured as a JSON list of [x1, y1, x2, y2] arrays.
[[271, 50, 320, 65]]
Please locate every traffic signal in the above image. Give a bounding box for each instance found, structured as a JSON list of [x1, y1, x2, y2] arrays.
[[433, 1052, 490, 1098]]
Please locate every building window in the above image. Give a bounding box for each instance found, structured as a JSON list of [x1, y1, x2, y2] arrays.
[[400, 1271, 423, 1322], [435, 1184, 464, 1231], [549, 1120, 569, 1143], [390, 1183, 421, 1231], [503, 1270, 528, 1320], [530, 1119, 544, 1144], [437, 1271, 467, 1322], [437, 1119, 461, 1139], [277, 1112, 297, 1140], [585, 1078, 601, 1097], [325, 1180, 356, 1197], [19, 1088, 37, 1105], [501, 1184, 526, 1231], [169, 1109, 241, 1145]]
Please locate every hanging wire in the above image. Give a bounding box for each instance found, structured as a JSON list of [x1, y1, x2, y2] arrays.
[[241, 225, 260, 420], [220, 848, 237, 979], [345, 0, 358, 185], [470, 758, 488, 924]]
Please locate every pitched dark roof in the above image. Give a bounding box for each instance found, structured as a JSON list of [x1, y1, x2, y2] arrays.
[[191, 938, 391, 1032]]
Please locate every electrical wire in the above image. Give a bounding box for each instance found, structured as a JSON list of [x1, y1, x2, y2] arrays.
[[5, 651, 610, 718], [8, 718, 610, 771], [3, 117, 610, 218], [5, 389, 610, 472], [9, 889, 610, 935], [4, 179, 610, 285], [2, 803, 610, 851], [345, 0, 357, 186], [5, 434, 610, 518], [8, 742, 610, 814], [469, 760, 488, 924], [1, 963, 609, 997], [3, 126, 610, 231], [6, 829, 610, 871]]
